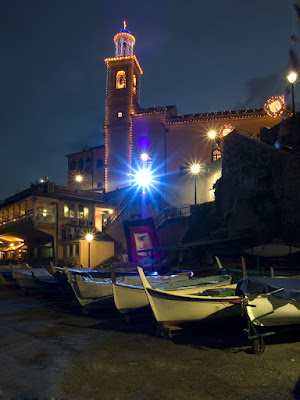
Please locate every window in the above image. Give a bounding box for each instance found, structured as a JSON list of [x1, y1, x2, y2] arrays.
[[69, 245, 73, 257], [8, 207, 13, 220], [64, 203, 75, 218], [78, 159, 84, 170], [35, 202, 56, 223], [133, 74, 137, 94], [85, 157, 92, 172], [97, 182, 103, 188], [70, 160, 76, 171], [14, 205, 20, 218], [78, 205, 89, 219], [3, 210, 8, 222], [20, 202, 26, 216], [75, 244, 80, 257], [96, 159, 103, 168], [63, 246, 67, 257], [212, 149, 222, 161], [42, 247, 53, 258], [116, 70, 126, 89]]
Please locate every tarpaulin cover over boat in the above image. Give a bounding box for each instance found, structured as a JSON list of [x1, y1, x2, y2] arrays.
[[237, 277, 300, 301]]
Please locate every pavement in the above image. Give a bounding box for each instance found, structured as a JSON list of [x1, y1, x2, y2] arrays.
[[0, 286, 299, 400]]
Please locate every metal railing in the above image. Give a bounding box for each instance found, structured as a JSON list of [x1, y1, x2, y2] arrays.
[[155, 204, 191, 229]]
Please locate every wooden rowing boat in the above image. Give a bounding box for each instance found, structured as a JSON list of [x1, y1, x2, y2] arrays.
[[113, 273, 232, 315], [138, 267, 243, 333]]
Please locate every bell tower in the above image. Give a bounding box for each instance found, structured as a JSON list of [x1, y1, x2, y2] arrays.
[[104, 22, 143, 192]]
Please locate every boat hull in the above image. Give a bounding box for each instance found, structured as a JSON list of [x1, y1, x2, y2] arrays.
[[113, 274, 233, 315], [146, 287, 242, 326], [246, 294, 300, 327]]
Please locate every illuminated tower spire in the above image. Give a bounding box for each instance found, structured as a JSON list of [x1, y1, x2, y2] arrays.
[[114, 21, 136, 57]]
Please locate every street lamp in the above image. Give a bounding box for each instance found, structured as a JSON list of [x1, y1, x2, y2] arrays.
[[287, 70, 298, 115], [75, 174, 83, 183], [85, 233, 94, 268], [190, 164, 201, 205]]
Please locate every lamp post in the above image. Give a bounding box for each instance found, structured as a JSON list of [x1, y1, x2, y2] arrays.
[[85, 233, 94, 268], [287, 71, 298, 115], [190, 164, 200, 205]]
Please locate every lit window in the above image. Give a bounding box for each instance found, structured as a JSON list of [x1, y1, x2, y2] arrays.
[[212, 149, 222, 161], [64, 203, 75, 218], [78, 205, 89, 219], [133, 74, 137, 94], [117, 112, 123, 118], [116, 70, 126, 89], [3, 210, 8, 222]]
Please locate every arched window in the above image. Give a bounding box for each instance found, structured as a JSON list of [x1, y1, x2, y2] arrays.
[[212, 149, 222, 162], [78, 159, 84, 170], [132, 74, 137, 94], [116, 70, 126, 89], [70, 160, 76, 171]]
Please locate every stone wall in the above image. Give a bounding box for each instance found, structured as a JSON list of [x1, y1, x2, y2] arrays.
[[214, 131, 291, 242]]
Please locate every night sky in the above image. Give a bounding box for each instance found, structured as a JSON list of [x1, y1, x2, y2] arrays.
[[0, 0, 298, 201]]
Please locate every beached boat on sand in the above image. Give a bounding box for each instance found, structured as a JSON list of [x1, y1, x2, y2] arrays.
[[137, 267, 243, 336], [113, 273, 233, 315]]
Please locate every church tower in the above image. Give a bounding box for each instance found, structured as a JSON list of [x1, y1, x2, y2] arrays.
[[104, 22, 143, 192]]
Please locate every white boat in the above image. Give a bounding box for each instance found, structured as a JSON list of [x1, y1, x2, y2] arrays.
[[12, 267, 55, 294], [64, 268, 192, 310], [238, 276, 300, 327], [113, 273, 233, 315], [137, 267, 243, 333]]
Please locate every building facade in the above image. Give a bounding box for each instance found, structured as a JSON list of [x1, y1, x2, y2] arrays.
[[0, 181, 114, 267], [67, 24, 286, 205]]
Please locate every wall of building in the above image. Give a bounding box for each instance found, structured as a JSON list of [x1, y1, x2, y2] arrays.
[[80, 239, 115, 268], [67, 147, 105, 191]]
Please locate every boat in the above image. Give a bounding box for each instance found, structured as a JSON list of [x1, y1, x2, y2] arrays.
[[137, 266, 244, 337], [65, 267, 192, 311], [12, 267, 55, 294], [113, 273, 233, 315], [237, 276, 300, 327]]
